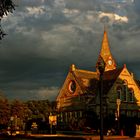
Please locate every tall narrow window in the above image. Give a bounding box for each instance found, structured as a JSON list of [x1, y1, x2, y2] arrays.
[[129, 88, 134, 102], [117, 86, 122, 100], [65, 112, 68, 122], [123, 80, 128, 102]]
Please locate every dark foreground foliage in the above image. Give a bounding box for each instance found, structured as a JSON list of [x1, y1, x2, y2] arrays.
[[0, 0, 15, 40]]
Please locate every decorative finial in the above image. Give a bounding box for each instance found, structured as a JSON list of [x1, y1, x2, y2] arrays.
[[70, 64, 76, 71], [104, 24, 108, 33], [123, 64, 126, 68]]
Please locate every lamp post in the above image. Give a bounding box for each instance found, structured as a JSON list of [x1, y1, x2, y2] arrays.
[[116, 99, 121, 135], [49, 113, 57, 134], [98, 59, 105, 140], [10, 116, 14, 136]]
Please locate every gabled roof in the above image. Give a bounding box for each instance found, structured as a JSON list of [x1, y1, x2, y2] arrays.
[[102, 68, 123, 94], [103, 68, 123, 80], [71, 69, 98, 94], [71, 67, 123, 95]]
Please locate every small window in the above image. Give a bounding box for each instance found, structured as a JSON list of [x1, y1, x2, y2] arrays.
[[123, 80, 128, 85]]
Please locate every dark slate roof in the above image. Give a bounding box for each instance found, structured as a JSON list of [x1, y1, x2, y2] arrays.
[[74, 69, 98, 80], [72, 68, 123, 95], [103, 68, 123, 80]]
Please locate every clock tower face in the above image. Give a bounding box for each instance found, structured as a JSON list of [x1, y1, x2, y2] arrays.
[[68, 80, 76, 93], [108, 60, 112, 65]]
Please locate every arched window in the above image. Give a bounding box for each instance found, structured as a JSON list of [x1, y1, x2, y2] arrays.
[[128, 88, 134, 102], [116, 86, 122, 100], [123, 80, 128, 101]]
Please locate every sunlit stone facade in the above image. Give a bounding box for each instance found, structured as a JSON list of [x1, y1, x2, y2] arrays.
[[56, 30, 140, 133]]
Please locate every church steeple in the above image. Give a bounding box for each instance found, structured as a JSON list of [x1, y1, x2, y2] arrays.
[[96, 29, 116, 72]]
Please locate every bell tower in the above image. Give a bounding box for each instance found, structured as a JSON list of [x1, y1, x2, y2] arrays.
[[96, 29, 116, 72]]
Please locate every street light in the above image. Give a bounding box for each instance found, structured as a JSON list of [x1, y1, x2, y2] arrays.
[[116, 99, 121, 135], [49, 113, 57, 134], [10, 116, 14, 136], [97, 58, 105, 140]]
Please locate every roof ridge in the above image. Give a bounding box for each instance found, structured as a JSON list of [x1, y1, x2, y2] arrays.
[[76, 69, 97, 74]]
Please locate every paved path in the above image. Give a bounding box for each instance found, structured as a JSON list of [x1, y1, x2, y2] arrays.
[[29, 134, 140, 140]]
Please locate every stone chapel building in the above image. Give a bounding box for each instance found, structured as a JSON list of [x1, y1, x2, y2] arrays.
[[56, 30, 140, 133]]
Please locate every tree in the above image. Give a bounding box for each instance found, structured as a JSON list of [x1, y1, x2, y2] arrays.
[[10, 99, 30, 130], [49, 101, 57, 113], [0, 98, 10, 129], [0, 0, 15, 40], [26, 100, 52, 120], [25, 100, 53, 132]]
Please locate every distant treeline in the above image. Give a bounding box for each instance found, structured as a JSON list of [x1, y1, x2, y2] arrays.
[[0, 96, 57, 132]]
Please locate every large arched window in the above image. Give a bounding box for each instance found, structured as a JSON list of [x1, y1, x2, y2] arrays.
[[116, 86, 122, 100], [128, 88, 134, 102], [68, 80, 76, 94]]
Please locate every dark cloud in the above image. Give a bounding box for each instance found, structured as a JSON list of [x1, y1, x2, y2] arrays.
[[134, 0, 140, 13], [0, 0, 140, 101]]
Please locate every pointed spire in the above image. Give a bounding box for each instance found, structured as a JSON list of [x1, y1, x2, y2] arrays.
[[100, 28, 111, 57], [96, 29, 116, 72]]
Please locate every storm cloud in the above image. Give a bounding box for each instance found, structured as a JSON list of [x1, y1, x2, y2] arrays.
[[0, 0, 140, 101]]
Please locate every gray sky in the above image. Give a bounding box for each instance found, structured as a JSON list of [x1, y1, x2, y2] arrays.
[[0, 0, 140, 101]]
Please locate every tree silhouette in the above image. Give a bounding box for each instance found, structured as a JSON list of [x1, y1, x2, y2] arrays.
[[0, 0, 15, 40], [0, 98, 10, 129]]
